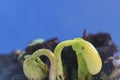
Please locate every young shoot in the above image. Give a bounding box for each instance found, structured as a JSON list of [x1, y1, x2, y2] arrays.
[[23, 49, 57, 80], [54, 38, 102, 80], [23, 38, 102, 80]]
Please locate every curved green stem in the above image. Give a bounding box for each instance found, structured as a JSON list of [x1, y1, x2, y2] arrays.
[[54, 40, 76, 80], [23, 49, 57, 80], [33, 49, 57, 80], [54, 40, 79, 80], [54, 38, 101, 80]]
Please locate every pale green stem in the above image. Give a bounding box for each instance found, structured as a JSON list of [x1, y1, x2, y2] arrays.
[[33, 49, 57, 80], [54, 40, 78, 80], [54, 38, 93, 80]]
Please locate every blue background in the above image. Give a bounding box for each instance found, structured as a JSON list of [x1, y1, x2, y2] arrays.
[[0, 0, 120, 53]]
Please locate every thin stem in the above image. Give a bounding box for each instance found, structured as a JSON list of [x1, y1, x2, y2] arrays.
[[54, 40, 77, 80], [33, 49, 57, 80]]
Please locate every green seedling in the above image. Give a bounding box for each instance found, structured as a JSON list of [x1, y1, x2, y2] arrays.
[[28, 38, 44, 46], [54, 38, 102, 80], [23, 38, 102, 80], [23, 49, 57, 80]]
